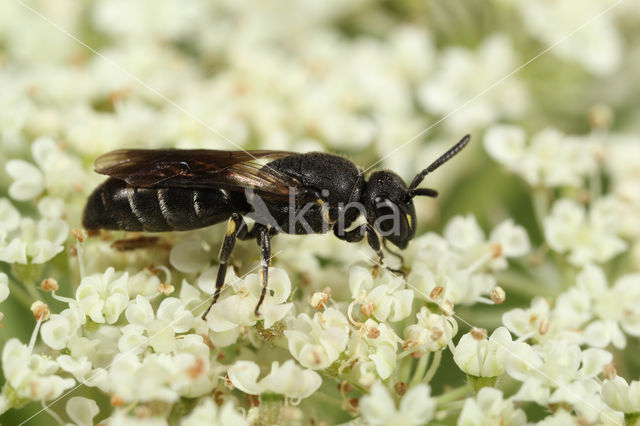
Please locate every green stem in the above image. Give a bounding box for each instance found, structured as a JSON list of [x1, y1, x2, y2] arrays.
[[423, 351, 442, 384], [495, 270, 556, 299], [311, 392, 343, 409], [532, 188, 550, 235], [409, 353, 430, 387], [3, 271, 36, 309], [434, 384, 472, 406]]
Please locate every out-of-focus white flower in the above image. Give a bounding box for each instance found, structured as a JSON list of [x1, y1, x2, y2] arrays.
[[285, 307, 349, 370], [489, 219, 531, 258], [0, 272, 9, 304], [107, 410, 168, 426], [1, 338, 75, 406], [403, 307, 458, 354], [483, 124, 527, 167], [515, 0, 623, 75], [75, 267, 129, 324], [228, 360, 321, 400], [359, 383, 435, 426], [454, 327, 512, 377], [602, 376, 640, 414], [37, 196, 65, 219], [544, 198, 627, 266], [0, 199, 69, 264], [65, 396, 99, 426], [484, 126, 599, 188], [0, 198, 21, 231], [5, 159, 44, 201], [169, 239, 212, 274], [458, 387, 527, 426], [5, 137, 85, 200], [56, 355, 92, 382], [418, 34, 528, 130], [180, 398, 249, 426], [349, 266, 413, 322]]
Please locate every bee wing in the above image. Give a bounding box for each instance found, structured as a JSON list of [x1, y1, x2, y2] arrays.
[[94, 149, 302, 200]]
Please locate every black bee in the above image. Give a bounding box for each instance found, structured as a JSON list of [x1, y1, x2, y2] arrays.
[[83, 135, 470, 319]]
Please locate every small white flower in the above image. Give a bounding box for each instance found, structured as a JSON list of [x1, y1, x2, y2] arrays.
[[119, 295, 195, 354], [360, 383, 436, 426], [37, 196, 65, 219], [76, 267, 129, 324], [41, 306, 84, 350], [349, 266, 414, 322], [180, 398, 249, 426], [205, 267, 293, 340], [453, 327, 512, 377], [458, 387, 527, 426], [483, 124, 527, 167], [228, 359, 322, 400], [544, 198, 626, 266], [417, 34, 528, 130], [444, 215, 485, 252], [602, 376, 640, 414], [1, 338, 75, 403], [6, 159, 44, 201], [489, 219, 531, 257], [57, 355, 92, 381], [403, 307, 458, 353], [65, 396, 99, 426], [0, 198, 21, 231], [285, 307, 349, 370]]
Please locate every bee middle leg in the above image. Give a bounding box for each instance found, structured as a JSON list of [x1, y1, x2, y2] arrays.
[[201, 213, 246, 320]]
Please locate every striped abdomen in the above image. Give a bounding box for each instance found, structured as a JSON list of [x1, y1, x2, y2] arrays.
[[83, 177, 240, 232]]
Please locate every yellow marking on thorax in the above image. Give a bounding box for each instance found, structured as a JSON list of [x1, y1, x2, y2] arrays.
[[225, 220, 236, 237]]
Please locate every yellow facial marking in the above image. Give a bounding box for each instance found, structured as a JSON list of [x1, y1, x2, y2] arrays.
[[406, 213, 412, 229]]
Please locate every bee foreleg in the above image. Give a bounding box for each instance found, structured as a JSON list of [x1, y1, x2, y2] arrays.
[[201, 213, 245, 320]]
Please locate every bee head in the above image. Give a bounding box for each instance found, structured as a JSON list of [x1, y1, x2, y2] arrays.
[[364, 135, 471, 249]]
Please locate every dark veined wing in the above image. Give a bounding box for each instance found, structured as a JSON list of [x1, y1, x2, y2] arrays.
[[94, 149, 302, 201]]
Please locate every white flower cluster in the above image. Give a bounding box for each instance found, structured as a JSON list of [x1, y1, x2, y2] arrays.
[[1, 0, 639, 424], [408, 215, 530, 306]]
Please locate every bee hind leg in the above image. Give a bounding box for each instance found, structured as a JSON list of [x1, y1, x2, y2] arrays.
[[254, 224, 271, 317], [201, 213, 246, 320]]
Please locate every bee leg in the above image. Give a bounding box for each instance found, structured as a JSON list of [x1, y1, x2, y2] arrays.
[[335, 224, 404, 275], [254, 225, 271, 317], [335, 224, 385, 265], [382, 239, 406, 276], [201, 213, 245, 320]]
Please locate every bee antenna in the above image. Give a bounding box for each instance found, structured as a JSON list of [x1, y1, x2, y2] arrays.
[[408, 188, 438, 198], [408, 134, 471, 190]]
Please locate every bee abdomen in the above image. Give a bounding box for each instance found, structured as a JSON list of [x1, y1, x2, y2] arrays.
[[82, 177, 236, 232]]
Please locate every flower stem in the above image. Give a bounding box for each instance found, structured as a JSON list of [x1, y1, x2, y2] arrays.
[[409, 353, 430, 386], [423, 351, 442, 384], [434, 384, 472, 405]]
